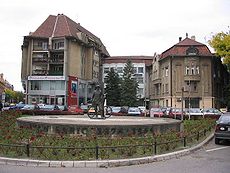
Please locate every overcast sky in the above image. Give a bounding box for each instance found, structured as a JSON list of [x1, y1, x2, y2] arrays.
[[0, 0, 229, 91]]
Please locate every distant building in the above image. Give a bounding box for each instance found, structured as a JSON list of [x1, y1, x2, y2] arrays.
[[150, 35, 229, 109], [0, 73, 14, 101], [21, 14, 109, 106], [102, 56, 154, 107]]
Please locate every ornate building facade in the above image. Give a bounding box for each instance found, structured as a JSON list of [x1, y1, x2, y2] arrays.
[[150, 35, 229, 109]]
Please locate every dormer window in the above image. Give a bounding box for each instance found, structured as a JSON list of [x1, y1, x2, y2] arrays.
[[186, 46, 199, 55]]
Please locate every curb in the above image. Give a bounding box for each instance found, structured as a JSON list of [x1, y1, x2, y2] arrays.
[[0, 133, 214, 168]]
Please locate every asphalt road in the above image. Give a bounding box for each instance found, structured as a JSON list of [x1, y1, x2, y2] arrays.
[[0, 138, 229, 173]]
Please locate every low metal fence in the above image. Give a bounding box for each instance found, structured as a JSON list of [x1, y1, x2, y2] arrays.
[[0, 126, 213, 160]]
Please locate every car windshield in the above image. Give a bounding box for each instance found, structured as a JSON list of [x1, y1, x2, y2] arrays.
[[112, 107, 121, 113], [80, 105, 88, 109], [25, 105, 34, 108], [151, 108, 161, 112], [43, 105, 54, 109], [129, 108, 140, 112], [189, 109, 201, 113], [219, 115, 230, 123]]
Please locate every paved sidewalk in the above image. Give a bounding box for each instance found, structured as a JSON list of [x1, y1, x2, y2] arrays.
[[0, 133, 214, 168]]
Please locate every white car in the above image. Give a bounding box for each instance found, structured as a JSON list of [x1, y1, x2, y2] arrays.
[[127, 107, 142, 116]]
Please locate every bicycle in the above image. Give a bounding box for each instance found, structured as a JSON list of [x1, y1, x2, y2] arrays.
[[87, 105, 112, 119]]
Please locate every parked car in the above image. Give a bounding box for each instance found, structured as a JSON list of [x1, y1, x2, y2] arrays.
[[9, 102, 25, 110], [150, 108, 164, 117], [39, 104, 60, 111], [170, 108, 183, 119], [203, 108, 222, 119], [57, 105, 68, 111], [68, 105, 84, 114], [21, 104, 40, 110], [111, 106, 128, 116], [138, 106, 149, 116], [214, 113, 230, 144], [127, 107, 142, 116], [161, 107, 172, 117], [185, 108, 203, 119], [80, 104, 89, 114]]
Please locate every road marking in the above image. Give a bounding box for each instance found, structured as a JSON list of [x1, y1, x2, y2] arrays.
[[206, 146, 230, 152]]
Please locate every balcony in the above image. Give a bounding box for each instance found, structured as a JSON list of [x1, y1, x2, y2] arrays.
[[49, 58, 64, 64], [184, 75, 201, 81], [32, 57, 48, 63], [48, 71, 63, 76], [32, 69, 47, 75]]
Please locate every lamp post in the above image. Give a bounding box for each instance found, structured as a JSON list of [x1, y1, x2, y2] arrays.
[[181, 87, 184, 121]]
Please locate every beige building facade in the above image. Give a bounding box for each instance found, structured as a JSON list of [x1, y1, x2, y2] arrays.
[[150, 36, 229, 109], [21, 14, 109, 106]]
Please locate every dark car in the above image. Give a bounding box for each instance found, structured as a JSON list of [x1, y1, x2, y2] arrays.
[[214, 113, 230, 144]]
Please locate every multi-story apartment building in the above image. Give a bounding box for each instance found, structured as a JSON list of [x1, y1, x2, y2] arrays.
[[21, 14, 109, 106], [102, 56, 154, 107], [150, 35, 229, 109]]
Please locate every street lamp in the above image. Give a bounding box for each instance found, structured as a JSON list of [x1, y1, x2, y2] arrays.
[[181, 87, 184, 121]]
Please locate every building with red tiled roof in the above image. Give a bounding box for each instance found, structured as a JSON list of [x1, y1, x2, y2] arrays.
[[103, 55, 155, 106], [21, 14, 109, 106], [150, 35, 229, 110]]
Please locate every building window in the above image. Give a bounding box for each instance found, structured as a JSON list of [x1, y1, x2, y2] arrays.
[[191, 66, 195, 75], [185, 66, 189, 75], [165, 67, 169, 77], [165, 83, 169, 93], [196, 66, 199, 74], [138, 88, 144, 96], [37, 42, 42, 47], [133, 67, 137, 73], [138, 67, 144, 73], [136, 77, 143, 84], [104, 67, 109, 73], [117, 67, 123, 73]]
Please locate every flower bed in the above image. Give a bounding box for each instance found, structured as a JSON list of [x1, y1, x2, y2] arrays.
[[0, 111, 215, 160]]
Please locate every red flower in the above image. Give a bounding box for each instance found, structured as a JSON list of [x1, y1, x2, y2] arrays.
[[30, 136, 36, 142]]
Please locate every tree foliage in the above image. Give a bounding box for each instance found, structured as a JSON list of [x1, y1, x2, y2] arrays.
[[4, 89, 24, 103], [104, 68, 121, 106], [120, 59, 139, 106], [208, 32, 230, 64]]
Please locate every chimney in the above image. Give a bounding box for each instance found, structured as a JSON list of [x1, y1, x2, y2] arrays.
[[186, 33, 188, 38], [191, 36, 196, 40], [179, 37, 182, 42]]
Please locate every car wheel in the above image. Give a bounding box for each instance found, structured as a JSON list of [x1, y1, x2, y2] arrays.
[[215, 138, 220, 145]]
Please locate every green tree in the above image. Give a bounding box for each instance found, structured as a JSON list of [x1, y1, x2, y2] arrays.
[[104, 68, 121, 106], [4, 89, 24, 103], [208, 31, 230, 65], [120, 59, 139, 106]]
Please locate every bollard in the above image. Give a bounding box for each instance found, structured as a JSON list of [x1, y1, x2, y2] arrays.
[[95, 145, 99, 160], [26, 143, 30, 157]]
